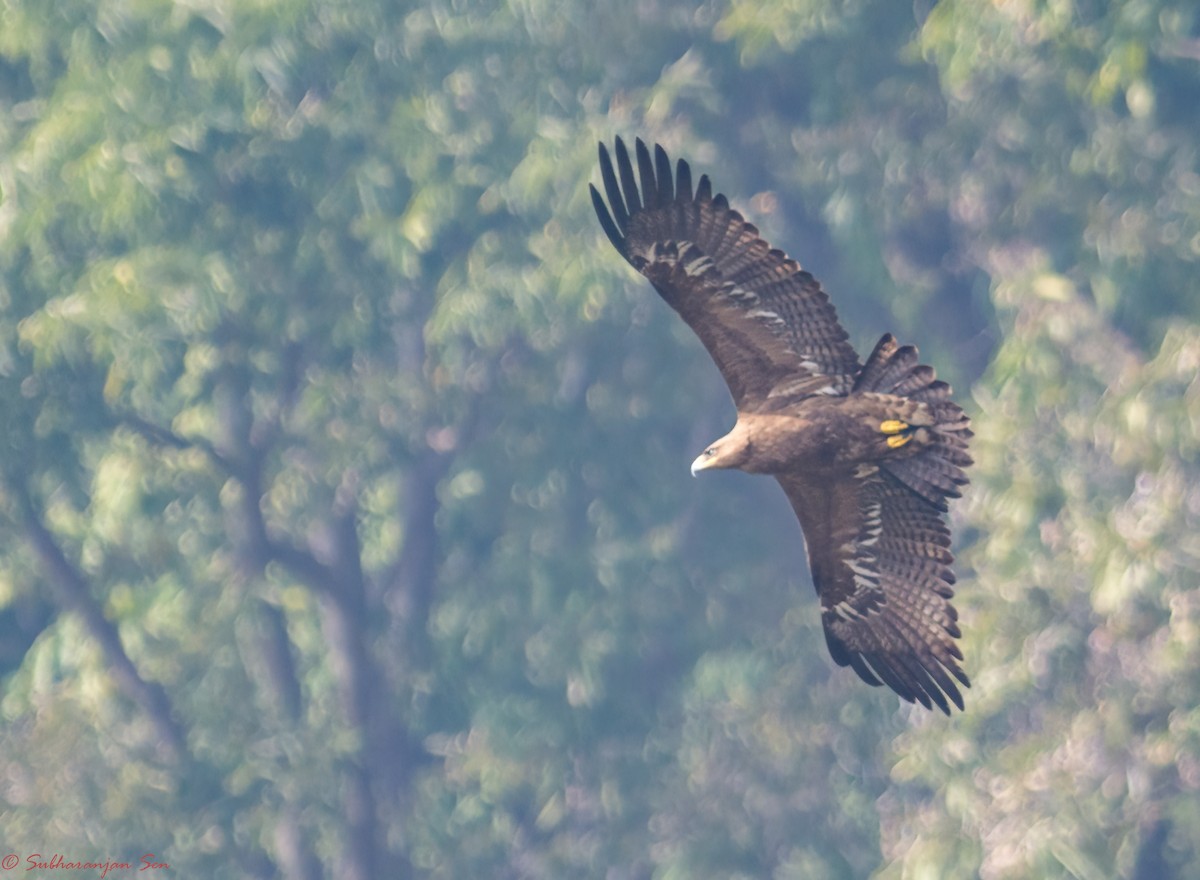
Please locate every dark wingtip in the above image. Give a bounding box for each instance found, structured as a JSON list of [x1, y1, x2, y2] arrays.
[[589, 183, 625, 254], [653, 143, 674, 205], [945, 681, 965, 713], [594, 137, 700, 254], [676, 157, 693, 202], [922, 659, 968, 714], [614, 137, 641, 215], [597, 140, 629, 233], [634, 137, 658, 208]]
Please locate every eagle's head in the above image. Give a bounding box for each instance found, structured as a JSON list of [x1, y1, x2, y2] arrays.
[[690, 422, 753, 476]]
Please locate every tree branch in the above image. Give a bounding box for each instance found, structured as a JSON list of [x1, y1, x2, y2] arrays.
[[313, 496, 384, 880], [5, 477, 187, 763], [204, 361, 386, 880], [115, 410, 232, 472], [383, 448, 451, 636]]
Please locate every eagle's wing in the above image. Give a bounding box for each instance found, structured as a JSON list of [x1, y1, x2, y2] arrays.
[[776, 468, 969, 714], [590, 138, 861, 408]]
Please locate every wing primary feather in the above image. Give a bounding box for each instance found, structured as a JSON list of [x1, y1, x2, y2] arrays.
[[897, 652, 951, 714], [654, 143, 674, 205], [614, 137, 641, 215], [675, 158, 693, 203], [589, 184, 625, 254], [635, 138, 658, 208], [924, 663, 964, 713], [597, 142, 628, 234], [887, 657, 943, 713], [696, 173, 712, 202], [864, 652, 928, 709], [880, 631, 955, 714]]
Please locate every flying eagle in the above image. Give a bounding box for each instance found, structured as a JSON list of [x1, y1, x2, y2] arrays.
[[590, 137, 973, 714]]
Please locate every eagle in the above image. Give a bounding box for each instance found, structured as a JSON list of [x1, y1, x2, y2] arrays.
[[590, 137, 973, 714]]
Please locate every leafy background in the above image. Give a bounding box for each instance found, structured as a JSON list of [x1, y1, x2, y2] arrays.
[[1, 0, 1198, 877]]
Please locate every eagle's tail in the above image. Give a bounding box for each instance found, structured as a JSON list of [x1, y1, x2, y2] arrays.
[[854, 334, 973, 510]]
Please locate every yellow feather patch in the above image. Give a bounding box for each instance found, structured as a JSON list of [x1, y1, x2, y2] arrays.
[[880, 419, 909, 435]]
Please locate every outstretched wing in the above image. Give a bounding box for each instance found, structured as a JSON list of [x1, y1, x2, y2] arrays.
[[590, 137, 861, 409], [776, 468, 969, 714]]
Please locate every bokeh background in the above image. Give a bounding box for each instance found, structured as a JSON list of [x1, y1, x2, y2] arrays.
[[1, 0, 1198, 877]]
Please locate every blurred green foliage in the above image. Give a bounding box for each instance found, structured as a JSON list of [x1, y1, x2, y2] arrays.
[[0, 0, 1198, 877]]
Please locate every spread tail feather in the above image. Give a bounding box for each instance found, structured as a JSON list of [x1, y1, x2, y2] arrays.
[[855, 334, 973, 510]]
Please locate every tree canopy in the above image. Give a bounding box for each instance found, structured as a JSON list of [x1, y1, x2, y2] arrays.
[[1, 0, 1197, 877]]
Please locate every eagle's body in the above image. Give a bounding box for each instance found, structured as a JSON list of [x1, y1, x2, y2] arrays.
[[720, 397, 935, 473], [590, 138, 973, 714]]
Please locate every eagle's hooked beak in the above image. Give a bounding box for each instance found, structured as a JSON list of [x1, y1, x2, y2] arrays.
[[690, 448, 717, 478]]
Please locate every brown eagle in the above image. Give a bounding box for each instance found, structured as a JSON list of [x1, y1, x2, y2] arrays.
[[590, 137, 973, 714]]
